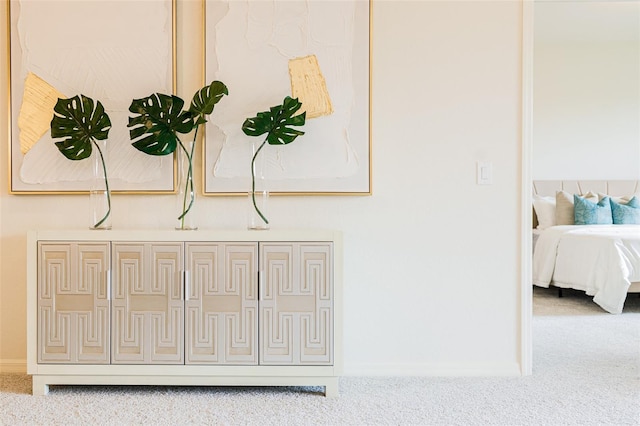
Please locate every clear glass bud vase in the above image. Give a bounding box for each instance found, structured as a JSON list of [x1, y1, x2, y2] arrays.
[[248, 141, 269, 230], [89, 139, 112, 230], [248, 186, 269, 230], [176, 141, 197, 230]]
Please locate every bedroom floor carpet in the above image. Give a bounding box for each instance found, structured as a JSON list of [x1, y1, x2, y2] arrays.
[[1, 287, 639, 426]]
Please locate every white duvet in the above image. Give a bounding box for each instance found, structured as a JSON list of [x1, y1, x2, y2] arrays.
[[533, 225, 640, 314]]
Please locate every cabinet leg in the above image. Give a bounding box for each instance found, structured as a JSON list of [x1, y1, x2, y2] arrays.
[[324, 379, 339, 398], [31, 376, 49, 396]]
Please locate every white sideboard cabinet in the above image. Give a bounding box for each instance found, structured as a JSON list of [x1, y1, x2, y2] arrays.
[[27, 229, 342, 397]]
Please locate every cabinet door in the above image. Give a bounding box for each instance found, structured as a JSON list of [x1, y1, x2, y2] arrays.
[[260, 242, 333, 365], [185, 243, 258, 364], [38, 242, 110, 364], [112, 243, 184, 364]]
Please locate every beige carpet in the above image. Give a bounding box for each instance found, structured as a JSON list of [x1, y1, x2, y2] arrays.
[[1, 287, 639, 425]]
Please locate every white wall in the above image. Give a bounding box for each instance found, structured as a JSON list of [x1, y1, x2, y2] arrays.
[[0, 1, 525, 375], [533, 40, 640, 179]]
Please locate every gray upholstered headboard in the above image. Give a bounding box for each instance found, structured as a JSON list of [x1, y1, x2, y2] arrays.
[[532, 180, 640, 197], [532, 180, 640, 228]]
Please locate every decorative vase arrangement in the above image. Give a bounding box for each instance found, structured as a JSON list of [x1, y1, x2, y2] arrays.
[[242, 96, 306, 230], [127, 81, 228, 230], [50, 94, 112, 230], [49, 89, 305, 231]]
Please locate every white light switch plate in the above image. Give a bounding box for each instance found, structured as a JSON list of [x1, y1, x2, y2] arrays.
[[477, 162, 493, 185]]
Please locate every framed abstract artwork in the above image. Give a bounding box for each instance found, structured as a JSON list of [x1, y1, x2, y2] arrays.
[[203, 0, 371, 195], [8, 0, 176, 194]]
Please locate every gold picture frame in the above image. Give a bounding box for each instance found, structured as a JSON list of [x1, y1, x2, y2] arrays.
[[202, 0, 372, 196]]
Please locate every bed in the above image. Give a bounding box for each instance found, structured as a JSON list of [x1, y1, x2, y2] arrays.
[[531, 180, 640, 314]]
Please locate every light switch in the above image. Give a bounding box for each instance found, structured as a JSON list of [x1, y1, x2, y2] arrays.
[[477, 162, 493, 185]]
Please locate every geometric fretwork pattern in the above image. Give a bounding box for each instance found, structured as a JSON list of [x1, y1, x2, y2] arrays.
[[111, 243, 184, 364], [185, 243, 258, 365], [38, 242, 110, 364], [259, 243, 333, 365]]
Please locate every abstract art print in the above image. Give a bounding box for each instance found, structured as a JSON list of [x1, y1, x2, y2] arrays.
[[203, 0, 371, 195], [8, 0, 175, 193]]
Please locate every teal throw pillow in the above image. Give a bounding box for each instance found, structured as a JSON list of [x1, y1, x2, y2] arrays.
[[610, 196, 640, 224], [573, 194, 613, 225]]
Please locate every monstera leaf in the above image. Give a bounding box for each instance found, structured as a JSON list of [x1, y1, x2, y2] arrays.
[[242, 96, 307, 226], [189, 81, 228, 125], [128, 93, 194, 156], [50, 94, 112, 229], [242, 96, 306, 146], [51, 95, 112, 160]]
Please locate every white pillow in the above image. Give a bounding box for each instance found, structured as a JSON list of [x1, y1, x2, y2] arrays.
[[533, 195, 556, 229], [597, 192, 640, 205], [555, 190, 597, 225]]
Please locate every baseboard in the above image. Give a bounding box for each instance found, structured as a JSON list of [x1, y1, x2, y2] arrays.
[[0, 359, 27, 374], [343, 362, 522, 377]]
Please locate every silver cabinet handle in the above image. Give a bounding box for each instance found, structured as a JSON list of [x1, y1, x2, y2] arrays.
[[184, 270, 190, 301], [106, 270, 111, 301]]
